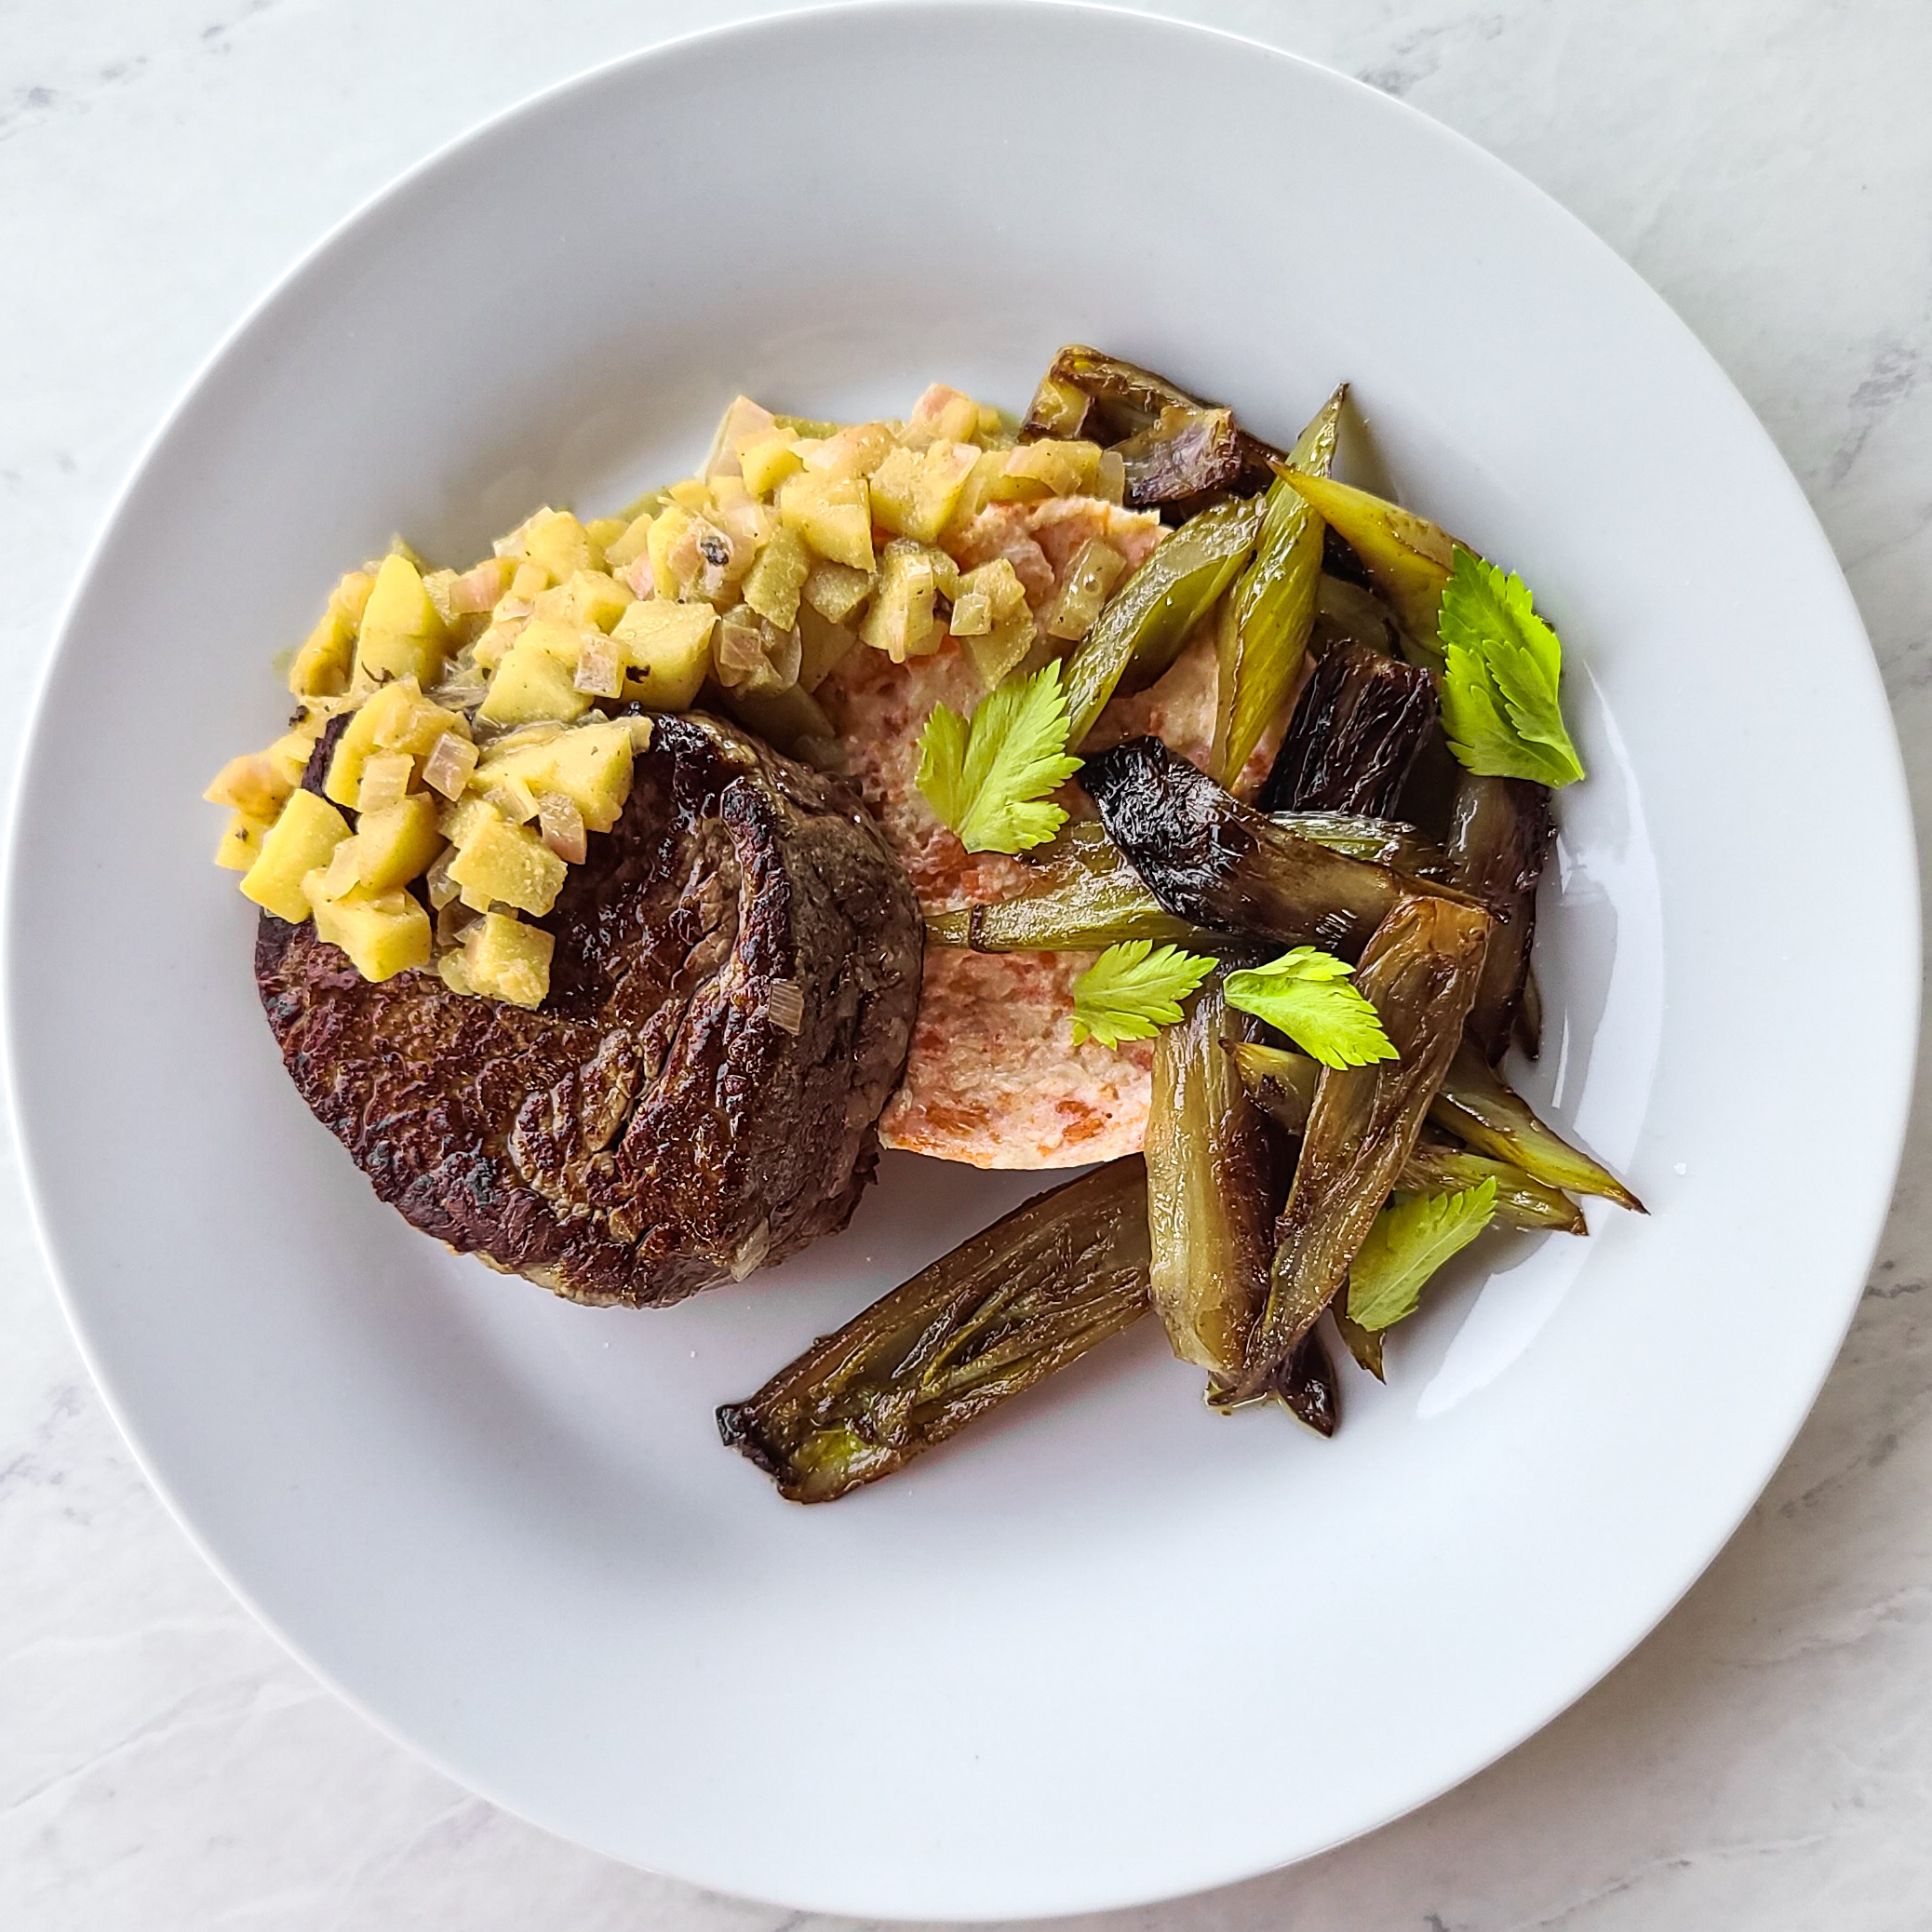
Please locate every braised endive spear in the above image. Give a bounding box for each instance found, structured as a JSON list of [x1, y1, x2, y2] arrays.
[[718, 1161, 1152, 1502]]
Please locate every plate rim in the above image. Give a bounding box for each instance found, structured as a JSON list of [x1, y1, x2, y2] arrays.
[[6, 0, 1920, 1916]]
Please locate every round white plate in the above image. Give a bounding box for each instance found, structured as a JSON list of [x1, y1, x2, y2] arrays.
[[7, 3, 1916, 1918]]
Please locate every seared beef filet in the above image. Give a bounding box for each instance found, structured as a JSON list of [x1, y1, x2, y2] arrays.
[[256, 713, 922, 1307]]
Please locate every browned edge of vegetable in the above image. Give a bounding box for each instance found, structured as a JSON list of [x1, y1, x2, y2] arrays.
[[1233, 1040, 1587, 1237], [1260, 640, 1436, 819], [923, 815, 1451, 957], [1445, 774, 1552, 1063], [1431, 1042, 1646, 1214], [1020, 345, 1282, 499], [718, 1160, 1151, 1502], [1145, 978, 1278, 1400], [1218, 892, 1493, 1409], [1080, 733, 1435, 958]]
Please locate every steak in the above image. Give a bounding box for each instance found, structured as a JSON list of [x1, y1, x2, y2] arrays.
[[256, 712, 923, 1307]]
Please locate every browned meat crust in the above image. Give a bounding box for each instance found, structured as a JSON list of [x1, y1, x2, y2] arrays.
[[255, 713, 922, 1307]]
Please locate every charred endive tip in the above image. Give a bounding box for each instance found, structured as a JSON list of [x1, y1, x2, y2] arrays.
[[719, 1160, 1151, 1502], [1080, 733, 1417, 959], [1430, 1041, 1645, 1214]]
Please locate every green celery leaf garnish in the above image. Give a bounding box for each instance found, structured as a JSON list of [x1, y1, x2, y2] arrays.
[[1437, 547, 1586, 786], [1346, 1178, 1498, 1332], [1223, 946, 1397, 1069], [916, 659, 1083, 854], [1070, 941, 1218, 1050]]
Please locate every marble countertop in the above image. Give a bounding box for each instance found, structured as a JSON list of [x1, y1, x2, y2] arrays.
[[5, 2, 1929, 1925]]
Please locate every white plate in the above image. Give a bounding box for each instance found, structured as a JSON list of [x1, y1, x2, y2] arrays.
[[6, 3, 1916, 1918]]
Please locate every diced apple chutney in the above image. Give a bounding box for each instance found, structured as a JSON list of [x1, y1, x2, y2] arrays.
[[210, 379, 1165, 1008]]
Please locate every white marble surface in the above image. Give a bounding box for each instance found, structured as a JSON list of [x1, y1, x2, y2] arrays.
[[4, 0, 1930, 1925]]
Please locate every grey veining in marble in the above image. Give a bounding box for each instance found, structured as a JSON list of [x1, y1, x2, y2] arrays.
[[4, 2, 1930, 1927]]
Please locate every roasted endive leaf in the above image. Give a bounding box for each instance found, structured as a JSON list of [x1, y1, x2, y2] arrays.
[[1211, 385, 1347, 787], [1061, 496, 1263, 745], [1400, 1141, 1584, 1234], [1445, 771, 1552, 1060], [1080, 735, 1416, 959], [1275, 471, 1457, 661], [1231, 1041, 1586, 1235], [1332, 1304, 1388, 1380], [1259, 639, 1435, 819], [925, 821, 1214, 953], [1430, 1042, 1645, 1212], [1218, 892, 1491, 1408], [1020, 345, 1282, 490], [718, 1161, 1151, 1503], [1145, 978, 1278, 1392], [1114, 404, 1244, 507], [1278, 1331, 1340, 1435], [924, 814, 1446, 955]]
